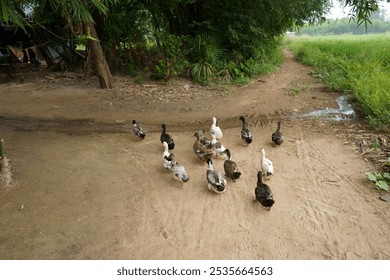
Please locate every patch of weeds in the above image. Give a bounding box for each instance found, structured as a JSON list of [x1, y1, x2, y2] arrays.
[[289, 81, 308, 96], [366, 157, 390, 192], [134, 78, 143, 85], [370, 139, 381, 151]]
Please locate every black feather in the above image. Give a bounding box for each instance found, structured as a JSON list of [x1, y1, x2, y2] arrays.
[[255, 171, 275, 210]]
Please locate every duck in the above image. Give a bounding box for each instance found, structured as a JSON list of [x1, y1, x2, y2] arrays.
[[210, 117, 223, 140], [223, 149, 241, 182], [255, 171, 275, 211], [206, 159, 226, 193], [194, 129, 212, 148], [169, 154, 190, 185], [161, 124, 175, 150], [272, 121, 284, 146], [211, 132, 226, 158], [132, 120, 145, 140], [193, 131, 214, 162], [162, 142, 174, 170], [239, 116, 252, 145], [260, 147, 274, 180]]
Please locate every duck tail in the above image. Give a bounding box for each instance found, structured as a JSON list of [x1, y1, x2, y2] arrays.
[[183, 176, 190, 183]]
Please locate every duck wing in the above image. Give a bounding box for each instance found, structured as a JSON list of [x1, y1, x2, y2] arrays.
[[207, 170, 226, 191], [133, 124, 145, 139], [272, 131, 284, 145], [255, 185, 274, 206], [171, 163, 190, 182], [224, 160, 241, 181], [193, 140, 214, 161]]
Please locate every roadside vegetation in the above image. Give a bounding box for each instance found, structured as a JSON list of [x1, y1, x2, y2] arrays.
[[287, 34, 390, 130], [1, 0, 384, 88]]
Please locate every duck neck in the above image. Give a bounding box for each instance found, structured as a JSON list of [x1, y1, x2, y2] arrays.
[[241, 118, 246, 129], [276, 122, 281, 132], [225, 149, 231, 160], [211, 134, 217, 144]]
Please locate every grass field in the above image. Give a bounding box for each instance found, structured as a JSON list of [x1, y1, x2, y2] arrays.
[[287, 34, 390, 130]]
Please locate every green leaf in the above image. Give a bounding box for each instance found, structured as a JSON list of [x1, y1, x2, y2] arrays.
[[366, 172, 377, 182], [376, 181, 389, 192], [383, 173, 390, 180], [2, 1, 9, 22], [375, 172, 383, 180]]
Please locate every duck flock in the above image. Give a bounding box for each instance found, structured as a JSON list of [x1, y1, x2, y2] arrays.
[[131, 117, 285, 212]]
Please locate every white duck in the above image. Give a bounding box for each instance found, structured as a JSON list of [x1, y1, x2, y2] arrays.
[[260, 147, 274, 180], [211, 132, 226, 158], [210, 117, 223, 140], [162, 142, 174, 170], [169, 154, 190, 185], [206, 159, 227, 193]]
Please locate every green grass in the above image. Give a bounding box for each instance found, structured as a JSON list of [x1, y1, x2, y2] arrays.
[[287, 34, 390, 130]]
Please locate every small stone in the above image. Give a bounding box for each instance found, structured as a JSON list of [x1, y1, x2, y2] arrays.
[[380, 193, 390, 202]]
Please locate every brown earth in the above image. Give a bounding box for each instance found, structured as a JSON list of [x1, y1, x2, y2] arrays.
[[0, 50, 389, 260]]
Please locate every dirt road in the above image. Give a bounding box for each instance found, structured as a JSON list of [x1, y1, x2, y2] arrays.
[[0, 51, 389, 259]]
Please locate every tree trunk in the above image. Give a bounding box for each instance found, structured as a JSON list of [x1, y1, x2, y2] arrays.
[[84, 21, 114, 89]]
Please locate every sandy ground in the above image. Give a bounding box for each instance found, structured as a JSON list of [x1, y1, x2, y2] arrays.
[[0, 51, 389, 260]]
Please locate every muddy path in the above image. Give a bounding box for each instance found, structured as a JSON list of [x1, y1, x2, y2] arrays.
[[0, 50, 389, 260]]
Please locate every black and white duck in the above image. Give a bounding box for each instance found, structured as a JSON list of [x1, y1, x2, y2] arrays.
[[260, 147, 274, 180], [211, 132, 227, 158], [132, 120, 145, 140], [206, 159, 226, 193], [272, 121, 284, 146], [162, 142, 174, 170], [193, 132, 214, 162], [255, 171, 275, 211], [210, 117, 223, 140], [161, 124, 175, 150], [223, 149, 241, 182], [169, 154, 190, 185], [239, 116, 252, 145]]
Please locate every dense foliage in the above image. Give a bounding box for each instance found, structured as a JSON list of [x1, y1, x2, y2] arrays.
[[288, 34, 390, 130], [1, 0, 384, 84]]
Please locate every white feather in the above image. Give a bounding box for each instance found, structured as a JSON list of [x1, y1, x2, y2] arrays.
[[162, 142, 173, 169], [210, 117, 223, 140], [261, 147, 274, 179]]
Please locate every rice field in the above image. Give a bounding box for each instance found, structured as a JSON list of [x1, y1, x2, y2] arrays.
[[287, 34, 390, 129]]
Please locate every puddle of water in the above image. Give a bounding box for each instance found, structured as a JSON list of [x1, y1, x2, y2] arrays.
[[299, 96, 355, 121]]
